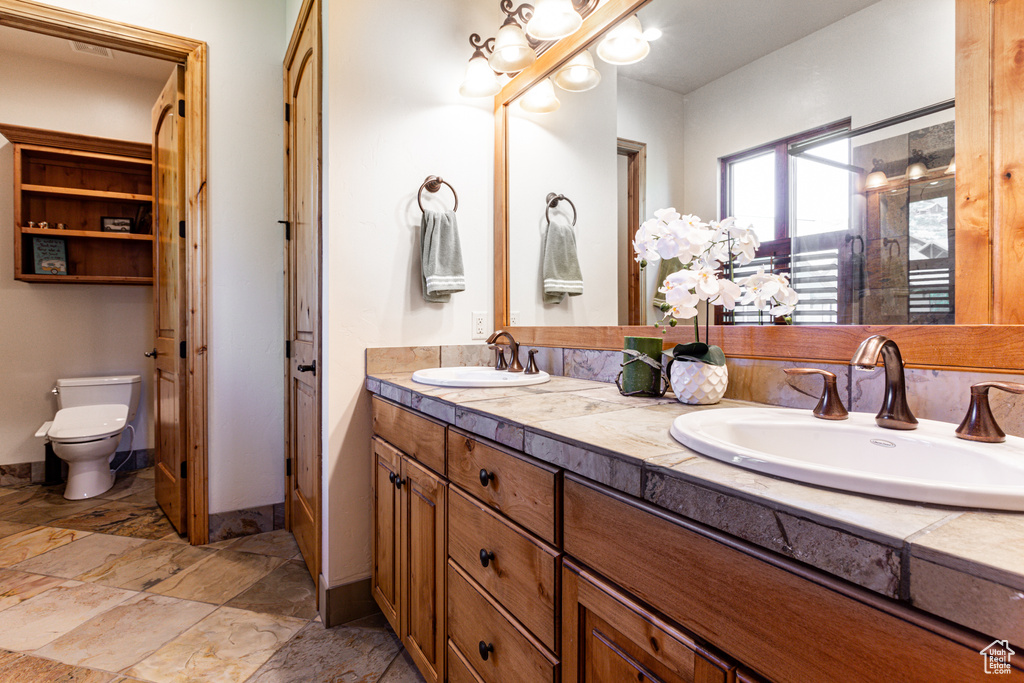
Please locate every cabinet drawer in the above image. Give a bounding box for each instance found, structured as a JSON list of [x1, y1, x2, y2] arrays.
[[563, 475, 996, 683], [448, 485, 559, 651], [447, 428, 559, 544], [447, 561, 558, 683], [372, 396, 446, 474], [448, 640, 485, 683]]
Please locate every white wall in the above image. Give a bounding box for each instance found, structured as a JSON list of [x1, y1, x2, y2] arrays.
[[682, 0, 955, 219], [37, 0, 289, 514], [616, 75, 687, 323], [508, 59, 619, 327], [323, 0, 496, 586], [0, 51, 166, 466]]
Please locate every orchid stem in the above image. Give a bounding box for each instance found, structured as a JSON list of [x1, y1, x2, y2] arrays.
[[693, 314, 699, 344]]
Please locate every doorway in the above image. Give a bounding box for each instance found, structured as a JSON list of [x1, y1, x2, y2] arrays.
[[618, 138, 647, 326]]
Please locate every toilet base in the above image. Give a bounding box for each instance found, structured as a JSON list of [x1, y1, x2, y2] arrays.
[[64, 461, 115, 500]]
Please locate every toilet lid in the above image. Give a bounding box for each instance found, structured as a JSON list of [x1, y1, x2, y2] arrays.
[[49, 404, 128, 443]]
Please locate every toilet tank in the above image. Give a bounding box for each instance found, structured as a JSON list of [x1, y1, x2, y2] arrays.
[[55, 375, 142, 422]]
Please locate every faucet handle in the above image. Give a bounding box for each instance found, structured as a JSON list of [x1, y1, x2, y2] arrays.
[[488, 345, 508, 371], [525, 349, 540, 375], [955, 381, 1024, 443], [784, 368, 849, 420]]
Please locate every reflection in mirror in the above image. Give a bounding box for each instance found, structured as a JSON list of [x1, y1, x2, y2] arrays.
[[506, 0, 955, 327]]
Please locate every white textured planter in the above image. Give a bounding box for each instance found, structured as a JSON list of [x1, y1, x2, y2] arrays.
[[670, 360, 728, 405]]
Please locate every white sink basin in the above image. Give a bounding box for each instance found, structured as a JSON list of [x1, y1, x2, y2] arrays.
[[670, 407, 1024, 510], [412, 366, 550, 388]]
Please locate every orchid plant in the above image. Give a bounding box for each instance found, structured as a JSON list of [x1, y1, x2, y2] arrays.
[[633, 209, 799, 351]]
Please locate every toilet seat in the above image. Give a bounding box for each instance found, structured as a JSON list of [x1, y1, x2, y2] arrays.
[[48, 404, 128, 444]]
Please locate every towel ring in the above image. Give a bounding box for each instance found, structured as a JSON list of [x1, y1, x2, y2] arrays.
[[417, 175, 458, 213], [845, 234, 864, 255], [545, 192, 577, 227]]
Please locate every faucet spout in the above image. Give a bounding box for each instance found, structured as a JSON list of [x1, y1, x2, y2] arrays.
[[850, 335, 917, 430], [485, 330, 524, 373]]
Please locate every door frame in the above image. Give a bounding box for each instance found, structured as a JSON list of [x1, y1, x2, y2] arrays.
[[0, 0, 211, 544], [618, 138, 646, 326]]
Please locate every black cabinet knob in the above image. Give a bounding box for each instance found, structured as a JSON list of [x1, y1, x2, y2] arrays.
[[479, 549, 495, 568], [479, 641, 494, 661], [388, 472, 396, 485], [479, 469, 495, 487], [394, 477, 405, 490]]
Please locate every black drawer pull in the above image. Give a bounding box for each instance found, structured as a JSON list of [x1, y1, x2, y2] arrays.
[[479, 641, 494, 661], [479, 469, 495, 487], [480, 549, 495, 568]]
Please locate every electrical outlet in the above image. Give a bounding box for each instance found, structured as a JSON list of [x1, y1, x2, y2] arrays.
[[510, 311, 521, 326], [472, 311, 488, 340]]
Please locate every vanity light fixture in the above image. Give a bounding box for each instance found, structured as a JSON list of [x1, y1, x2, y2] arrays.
[[489, 10, 537, 73], [520, 77, 561, 113], [553, 49, 601, 92], [597, 15, 650, 65], [864, 158, 888, 189], [946, 156, 956, 175], [459, 34, 502, 98], [526, 0, 583, 40], [906, 149, 929, 180]]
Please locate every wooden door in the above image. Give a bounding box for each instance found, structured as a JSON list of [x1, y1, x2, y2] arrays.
[[402, 456, 447, 683], [284, 0, 322, 581], [371, 438, 402, 635], [152, 65, 188, 534], [563, 560, 735, 683]]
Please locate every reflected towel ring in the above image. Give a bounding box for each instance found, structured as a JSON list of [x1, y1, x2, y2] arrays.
[[545, 192, 577, 227], [417, 175, 459, 213], [845, 234, 864, 255], [883, 237, 901, 257]]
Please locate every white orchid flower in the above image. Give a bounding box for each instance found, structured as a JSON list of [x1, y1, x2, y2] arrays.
[[653, 207, 681, 223], [731, 232, 759, 265], [714, 278, 742, 310], [692, 266, 722, 300]]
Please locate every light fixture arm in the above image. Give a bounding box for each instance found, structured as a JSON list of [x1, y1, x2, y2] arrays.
[[468, 33, 496, 60], [500, 0, 535, 28]]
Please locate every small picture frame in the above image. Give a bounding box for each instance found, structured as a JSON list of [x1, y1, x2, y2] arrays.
[[32, 236, 67, 275], [101, 216, 133, 233]]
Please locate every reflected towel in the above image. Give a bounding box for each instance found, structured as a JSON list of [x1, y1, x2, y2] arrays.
[[421, 209, 465, 303], [651, 257, 684, 309], [542, 215, 583, 304]]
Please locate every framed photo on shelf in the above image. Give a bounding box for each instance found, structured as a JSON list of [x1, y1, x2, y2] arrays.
[[32, 236, 67, 275], [101, 216, 133, 233]]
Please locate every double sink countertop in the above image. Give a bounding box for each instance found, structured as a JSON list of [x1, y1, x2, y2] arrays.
[[366, 371, 1024, 645]]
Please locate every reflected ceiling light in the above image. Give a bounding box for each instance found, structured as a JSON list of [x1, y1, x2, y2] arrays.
[[526, 0, 583, 41], [520, 77, 561, 113], [906, 149, 928, 180], [489, 19, 536, 73], [553, 49, 601, 92], [459, 34, 501, 98], [597, 15, 650, 65], [864, 158, 888, 189]]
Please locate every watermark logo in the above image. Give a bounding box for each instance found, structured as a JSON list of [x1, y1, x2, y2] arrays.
[[981, 640, 1015, 675]]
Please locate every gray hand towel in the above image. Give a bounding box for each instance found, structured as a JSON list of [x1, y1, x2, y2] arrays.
[[421, 209, 465, 303], [542, 215, 583, 304], [651, 256, 683, 309]]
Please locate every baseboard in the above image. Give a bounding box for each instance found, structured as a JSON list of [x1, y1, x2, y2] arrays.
[[318, 575, 378, 628], [207, 502, 286, 543]]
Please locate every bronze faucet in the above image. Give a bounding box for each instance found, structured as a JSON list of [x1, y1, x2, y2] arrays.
[[955, 381, 1024, 442], [485, 330, 524, 372], [849, 335, 918, 430], [488, 345, 508, 371], [784, 368, 848, 420]]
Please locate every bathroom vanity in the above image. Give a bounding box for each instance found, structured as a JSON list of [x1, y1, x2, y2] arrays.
[[368, 371, 1022, 683]]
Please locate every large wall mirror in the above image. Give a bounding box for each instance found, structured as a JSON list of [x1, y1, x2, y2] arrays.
[[494, 0, 1023, 370]]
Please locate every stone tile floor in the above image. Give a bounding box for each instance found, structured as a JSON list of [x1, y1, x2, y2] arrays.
[[0, 468, 424, 682]]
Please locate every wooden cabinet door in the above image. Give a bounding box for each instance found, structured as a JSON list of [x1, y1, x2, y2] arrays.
[[372, 438, 402, 636], [402, 456, 447, 683], [563, 559, 735, 683], [151, 64, 188, 534]]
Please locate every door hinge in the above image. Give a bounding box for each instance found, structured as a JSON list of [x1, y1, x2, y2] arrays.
[[179, 341, 186, 359], [178, 99, 185, 117], [180, 461, 187, 479], [286, 458, 292, 477], [179, 220, 186, 239], [278, 220, 290, 240], [285, 340, 291, 359], [285, 102, 290, 123]]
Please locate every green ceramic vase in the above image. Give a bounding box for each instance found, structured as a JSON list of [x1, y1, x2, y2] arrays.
[[620, 336, 665, 396]]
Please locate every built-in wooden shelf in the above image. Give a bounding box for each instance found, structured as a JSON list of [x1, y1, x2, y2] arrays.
[[21, 184, 153, 203], [17, 274, 154, 286], [20, 226, 154, 241]]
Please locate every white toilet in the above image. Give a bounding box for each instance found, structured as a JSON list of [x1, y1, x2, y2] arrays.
[[46, 375, 141, 500]]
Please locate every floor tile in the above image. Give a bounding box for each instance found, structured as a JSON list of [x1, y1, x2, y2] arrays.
[[247, 614, 404, 683], [0, 650, 118, 682], [225, 559, 317, 619], [48, 502, 174, 540], [379, 648, 428, 682], [147, 549, 284, 604], [0, 581, 135, 651], [76, 541, 214, 591], [96, 473, 152, 502], [13, 534, 147, 578], [221, 529, 300, 558], [36, 592, 216, 673], [0, 526, 91, 567], [135, 468, 155, 480], [0, 495, 106, 526], [0, 520, 34, 541], [125, 606, 305, 683], [0, 569, 69, 612]]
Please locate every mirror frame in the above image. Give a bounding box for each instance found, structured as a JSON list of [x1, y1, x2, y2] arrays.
[[493, 0, 1024, 372]]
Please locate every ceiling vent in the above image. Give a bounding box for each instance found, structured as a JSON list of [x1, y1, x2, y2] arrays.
[[68, 40, 113, 59]]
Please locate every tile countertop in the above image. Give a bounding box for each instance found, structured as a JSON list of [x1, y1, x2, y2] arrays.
[[366, 372, 1024, 646]]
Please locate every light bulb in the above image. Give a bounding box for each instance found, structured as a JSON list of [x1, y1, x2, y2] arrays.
[[553, 50, 601, 92], [489, 23, 537, 73], [526, 0, 583, 41], [459, 54, 501, 98], [597, 15, 650, 65], [864, 171, 888, 189], [520, 78, 560, 114]]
